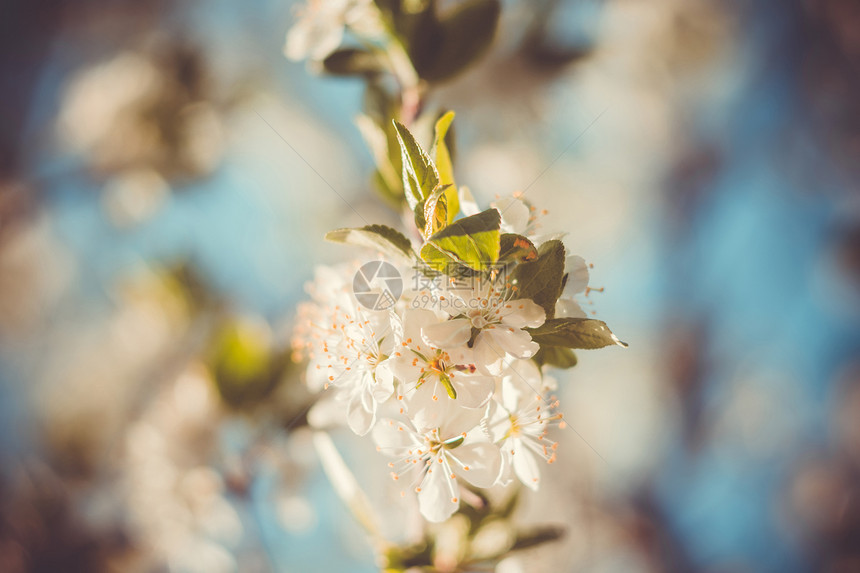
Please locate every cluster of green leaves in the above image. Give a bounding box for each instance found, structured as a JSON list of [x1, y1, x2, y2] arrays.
[[358, 93, 460, 210], [382, 488, 564, 572], [327, 118, 625, 371], [328, 113, 503, 272], [318, 0, 501, 210], [322, 0, 501, 83]]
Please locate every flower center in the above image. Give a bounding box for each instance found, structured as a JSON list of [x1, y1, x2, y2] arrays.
[[508, 414, 521, 437], [468, 308, 489, 329], [429, 351, 450, 373]]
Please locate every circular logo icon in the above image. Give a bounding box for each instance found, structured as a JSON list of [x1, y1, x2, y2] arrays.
[[353, 261, 403, 310]]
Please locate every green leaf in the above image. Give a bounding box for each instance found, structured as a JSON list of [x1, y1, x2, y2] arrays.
[[510, 239, 565, 319], [413, 0, 502, 82], [419, 184, 452, 238], [433, 111, 455, 184], [421, 208, 501, 271], [499, 233, 538, 264], [393, 120, 440, 209], [532, 346, 578, 369], [433, 111, 460, 222], [527, 318, 628, 350], [325, 224, 415, 260], [321, 48, 384, 76], [419, 242, 456, 273]]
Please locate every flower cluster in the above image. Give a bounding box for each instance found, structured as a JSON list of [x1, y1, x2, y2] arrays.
[[292, 117, 624, 523]]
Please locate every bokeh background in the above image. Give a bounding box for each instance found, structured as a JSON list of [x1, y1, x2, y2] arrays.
[[2, 0, 860, 571]]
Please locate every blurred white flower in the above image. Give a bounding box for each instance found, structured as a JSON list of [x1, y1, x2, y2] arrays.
[[284, 0, 382, 62], [101, 168, 170, 227], [276, 494, 318, 533], [58, 52, 160, 154], [488, 360, 562, 490]]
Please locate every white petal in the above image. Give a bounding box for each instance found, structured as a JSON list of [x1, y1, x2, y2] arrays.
[[402, 309, 440, 352], [386, 308, 405, 347], [493, 196, 530, 235], [406, 381, 448, 430], [500, 361, 540, 412], [555, 298, 586, 319], [530, 232, 568, 245], [500, 299, 545, 329], [508, 358, 541, 385], [473, 333, 506, 375], [564, 255, 589, 294], [450, 373, 495, 408], [305, 359, 330, 392], [418, 465, 459, 523], [440, 403, 488, 438], [485, 399, 511, 442], [366, 307, 395, 337], [372, 418, 418, 451], [422, 318, 471, 350], [446, 344, 479, 366], [495, 445, 515, 488], [449, 443, 502, 488], [346, 394, 375, 436], [387, 353, 422, 387], [485, 326, 538, 359], [372, 360, 395, 402], [511, 439, 541, 490], [326, 366, 356, 389], [359, 381, 375, 411]]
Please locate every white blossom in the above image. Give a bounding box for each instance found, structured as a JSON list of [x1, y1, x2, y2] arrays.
[[373, 406, 502, 522], [423, 282, 546, 374], [290, 192, 596, 524], [388, 309, 496, 429], [493, 196, 532, 235], [488, 360, 563, 490], [293, 265, 396, 435]]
